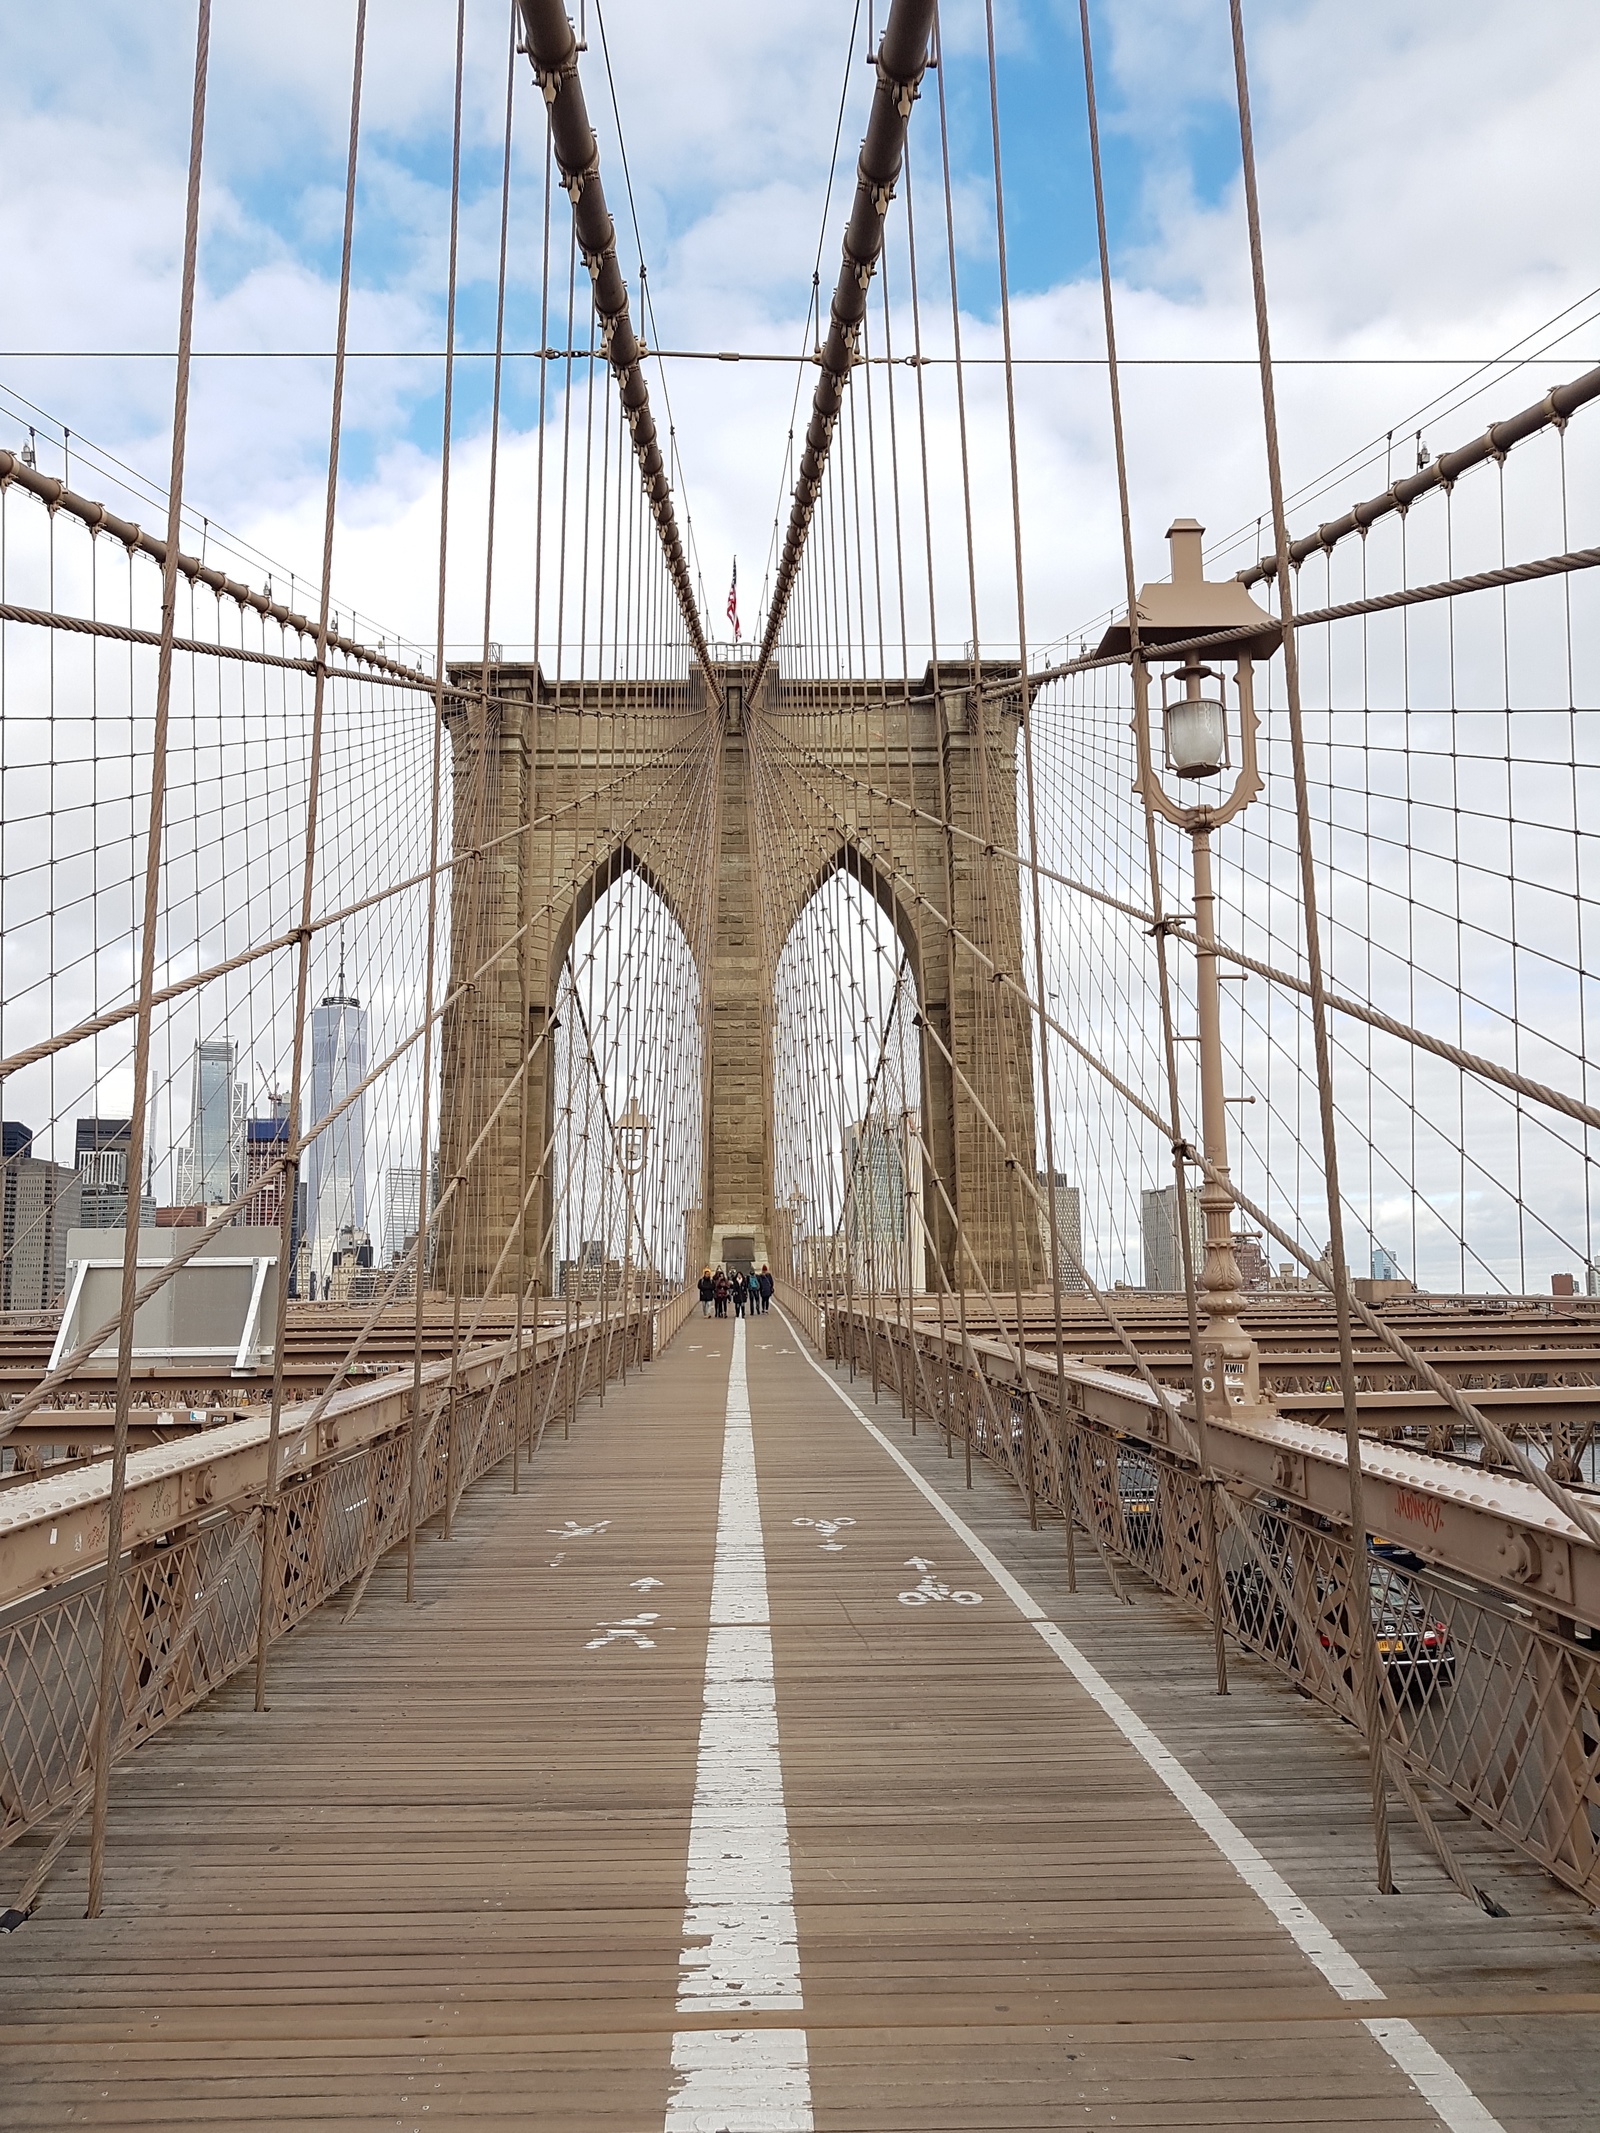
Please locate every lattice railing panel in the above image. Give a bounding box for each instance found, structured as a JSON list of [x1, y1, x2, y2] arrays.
[[0, 1317, 650, 1855], [845, 1308, 1600, 1904]]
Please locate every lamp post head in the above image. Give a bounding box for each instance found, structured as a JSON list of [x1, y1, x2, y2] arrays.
[[1095, 517, 1282, 664], [615, 1099, 651, 1176], [1105, 513, 1281, 829]]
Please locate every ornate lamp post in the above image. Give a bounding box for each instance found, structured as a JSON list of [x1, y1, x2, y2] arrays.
[[614, 1098, 651, 1180], [613, 1100, 651, 1299], [1103, 519, 1282, 1423]]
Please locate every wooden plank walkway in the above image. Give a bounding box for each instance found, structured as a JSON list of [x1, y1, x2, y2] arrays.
[[2, 1310, 1596, 2129]]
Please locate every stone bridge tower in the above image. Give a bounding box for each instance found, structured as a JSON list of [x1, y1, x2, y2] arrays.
[[437, 657, 1043, 1301]]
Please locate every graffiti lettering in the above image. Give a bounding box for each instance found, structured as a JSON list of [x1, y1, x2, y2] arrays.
[[1393, 1487, 1444, 1534]]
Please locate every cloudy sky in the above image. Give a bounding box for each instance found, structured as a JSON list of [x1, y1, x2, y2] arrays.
[[3, 0, 1597, 1289], [3, 0, 1596, 658]]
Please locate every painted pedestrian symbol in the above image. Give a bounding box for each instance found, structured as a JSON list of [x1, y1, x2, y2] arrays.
[[630, 1576, 665, 1592], [549, 1519, 611, 1539], [793, 1515, 856, 1553], [586, 1611, 660, 1651], [897, 1556, 981, 1607]]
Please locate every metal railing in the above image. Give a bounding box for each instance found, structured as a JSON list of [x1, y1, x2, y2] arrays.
[[837, 1306, 1600, 1905], [0, 1305, 656, 1868]]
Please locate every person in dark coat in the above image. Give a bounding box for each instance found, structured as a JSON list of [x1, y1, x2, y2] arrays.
[[698, 1268, 715, 1317], [713, 1268, 729, 1317], [732, 1269, 748, 1317], [757, 1265, 774, 1313]]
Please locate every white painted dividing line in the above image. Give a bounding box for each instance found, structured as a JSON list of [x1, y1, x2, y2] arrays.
[[666, 1315, 813, 2133], [775, 1306, 1507, 2133]]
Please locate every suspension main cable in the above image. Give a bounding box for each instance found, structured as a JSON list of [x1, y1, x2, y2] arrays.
[[517, 0, 716, 689], [753, 0, 936, 689]]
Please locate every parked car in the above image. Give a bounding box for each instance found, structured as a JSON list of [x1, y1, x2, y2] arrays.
[[1317, 1559, 1456, 1701], [1369, 1532, 1427, 1574], [1117, 1452, 1159, 1552], [1224, 1559, 1296, 1664], [1363, 1562, 1456, 1699], [1225, 1542, 1453, 1703]]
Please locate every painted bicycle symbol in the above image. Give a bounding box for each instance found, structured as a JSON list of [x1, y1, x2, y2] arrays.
[[793, 1516, 857, 1553], [586, 1611, 660, 1651], [897, 1555, 982, 1607]]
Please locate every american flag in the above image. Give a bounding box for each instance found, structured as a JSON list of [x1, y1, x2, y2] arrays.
[[726, 557, 740, 641]]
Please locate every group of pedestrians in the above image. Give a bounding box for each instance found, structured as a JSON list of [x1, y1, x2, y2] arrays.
[[698, 1264, 773, 1319]]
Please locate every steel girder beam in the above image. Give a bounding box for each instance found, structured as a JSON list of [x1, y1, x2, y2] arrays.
[[863, 1315, 1600, 1628], [0, 1314, 640, 1611]]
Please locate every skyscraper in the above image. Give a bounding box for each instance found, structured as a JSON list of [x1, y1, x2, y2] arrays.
[[239, 1116, 289, 1229], [306, 967, 368, 1287], [175, 1039, 243, 1209], [382, 1166, 422, 1262], [1036, 1173, 1085, 1291], [75, 1118, 151, 1229], [1, 1122, 80, 1309], [237, 1087, 295, 1235], [843, 1110, 923, 1296], [1142, 1182, 1204, 1293]]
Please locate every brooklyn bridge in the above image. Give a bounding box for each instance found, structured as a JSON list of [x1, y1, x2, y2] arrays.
[[1, 0, 1597, 2125]]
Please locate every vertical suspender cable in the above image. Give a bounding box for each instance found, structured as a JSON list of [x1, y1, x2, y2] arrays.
[[1226, 0, 1393, 1892], [752, 0, 935, 693], [933, 20, 1031, 1447], [253, 0, 369, 1715], [1073, 0, 1225, 1680], [517, 124, 556, 1487], [981, 0, 1067, 1535], [442, 0, 521, 1531], [903, 141, 977, 1435], [517, 0, 717, 699], [407, 0, 469, 1602], [87, 0, 212, 1922], [476, 0, 520, 1472]]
